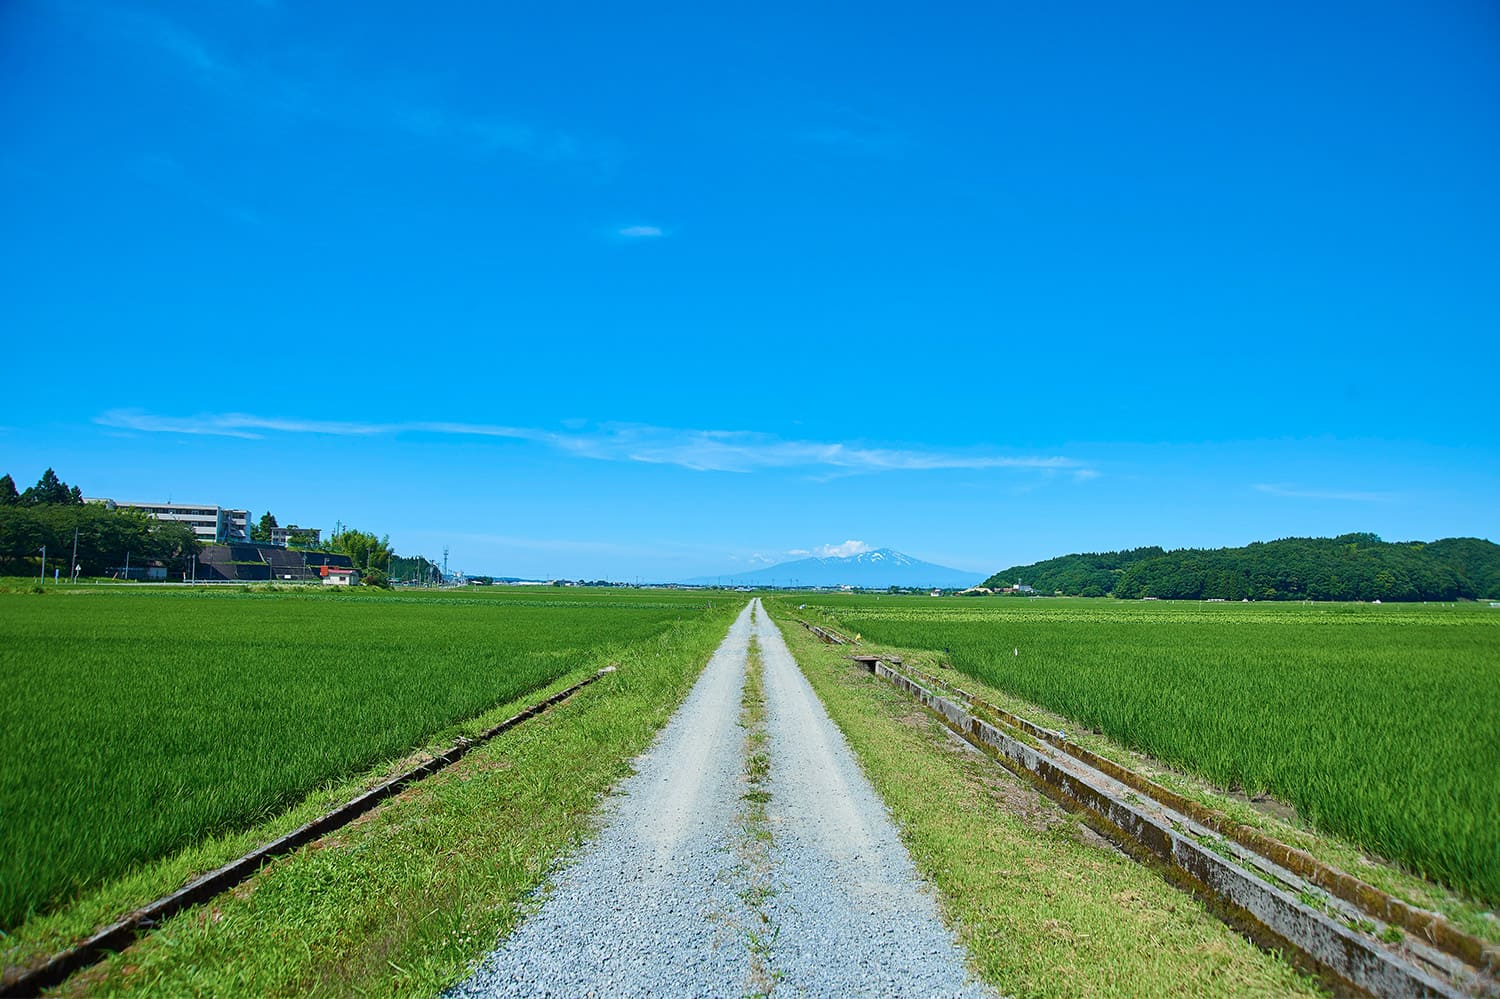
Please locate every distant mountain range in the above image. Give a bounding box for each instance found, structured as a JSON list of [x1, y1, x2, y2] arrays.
[[982, 534, 1500, 601], [686, 547, 980, 589]]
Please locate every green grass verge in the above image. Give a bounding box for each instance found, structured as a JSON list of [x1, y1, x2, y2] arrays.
[[7, 600, 740, 996], [767, 610, 1325, 998]]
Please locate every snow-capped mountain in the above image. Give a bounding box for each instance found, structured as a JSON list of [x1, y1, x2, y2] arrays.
[[685, 547, 979, 589]]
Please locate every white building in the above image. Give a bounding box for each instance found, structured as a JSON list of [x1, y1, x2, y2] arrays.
[[86, 499, 251, 544], [320, 565, 357, 586], [269, 524, 322, 547]]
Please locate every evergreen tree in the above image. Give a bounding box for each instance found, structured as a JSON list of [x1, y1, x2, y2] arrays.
[[20, 468, 74, 506], [251, 511, 279, 542], [0, 475, 17, 506]]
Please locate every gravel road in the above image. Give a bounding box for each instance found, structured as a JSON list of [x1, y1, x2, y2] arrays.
[[449, 599, 990, 998], [751, 604, 990, 997]]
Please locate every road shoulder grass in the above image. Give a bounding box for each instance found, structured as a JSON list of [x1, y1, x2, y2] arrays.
[[36, 605, 737, 996], [768, 611, 1324, 999]]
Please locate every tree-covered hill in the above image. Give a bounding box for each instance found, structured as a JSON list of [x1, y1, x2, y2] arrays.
[[983, 534, 1500, 601]]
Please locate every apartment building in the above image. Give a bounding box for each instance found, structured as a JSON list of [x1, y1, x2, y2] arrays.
[[86, 499, 251, 544], [269, 524, 322, 547]]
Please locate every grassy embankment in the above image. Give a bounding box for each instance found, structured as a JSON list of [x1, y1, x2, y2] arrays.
[[765, 606, 1326, 998], [791, 596, 1500, 912], [1, 586, 737, 993]]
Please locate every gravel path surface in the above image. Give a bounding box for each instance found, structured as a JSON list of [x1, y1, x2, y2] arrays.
[[751, 603, 990, 998], [450, 599, 990, 998]]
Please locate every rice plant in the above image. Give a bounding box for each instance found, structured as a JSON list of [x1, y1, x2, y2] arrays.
[[794, 595, 1500, 906], [0, 586, 720, 929]]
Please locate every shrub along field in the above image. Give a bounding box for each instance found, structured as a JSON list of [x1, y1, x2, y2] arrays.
[[780, 595, 1500, 907], [0, 585, 724, 931]]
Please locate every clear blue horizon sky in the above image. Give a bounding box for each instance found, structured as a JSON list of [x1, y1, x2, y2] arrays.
[[3, 1, 1497, 581]]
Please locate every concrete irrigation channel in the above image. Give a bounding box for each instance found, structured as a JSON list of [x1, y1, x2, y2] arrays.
[[795, 620, 1500, 998], [451, 600, 993, 998]]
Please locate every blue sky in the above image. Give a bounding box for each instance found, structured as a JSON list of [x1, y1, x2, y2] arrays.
[[2, 1, 1497, 581]]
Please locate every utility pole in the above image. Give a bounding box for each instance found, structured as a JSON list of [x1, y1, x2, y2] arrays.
[[442, 546, 449, 584], [124, 550, 130, 581], [39, 545, 46, 586], [71, 528, 79, 583]]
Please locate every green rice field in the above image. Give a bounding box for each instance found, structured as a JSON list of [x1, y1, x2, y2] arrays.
[[778, 595, 1500, 906], [0, 585, 723, 930]]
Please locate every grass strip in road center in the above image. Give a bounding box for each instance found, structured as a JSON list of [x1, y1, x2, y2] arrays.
[[737, 638, 778, 999]]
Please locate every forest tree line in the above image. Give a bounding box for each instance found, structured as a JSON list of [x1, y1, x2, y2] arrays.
[[0, 469, 198, 576], [983, 533, 1500, 601]]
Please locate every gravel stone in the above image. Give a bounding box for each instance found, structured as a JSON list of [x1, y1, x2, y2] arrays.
[[449, 600, 993, 998], [752, 602, 990, 997]]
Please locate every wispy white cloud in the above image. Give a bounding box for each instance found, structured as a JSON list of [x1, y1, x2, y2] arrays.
[[801, 105, 907, 156], [807, 540, 873, 558], [392, 103, 613, 167], [91, 8, 615, 170], [104, 8, 235, 79], [607, 428, 1082, 474], [803, 126, 905, 156], [95, 409, 1095, 478], [1254, 483, 1398, 503], [617, 225, 664, 238], [96, 410, 397, 439], [153, 23, 229, 75]]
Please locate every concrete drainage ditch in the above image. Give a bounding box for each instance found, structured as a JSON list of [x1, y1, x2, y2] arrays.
[[794, 619, 1497, 998]]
